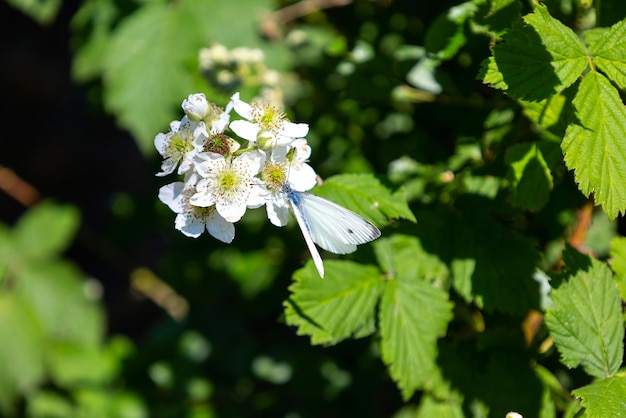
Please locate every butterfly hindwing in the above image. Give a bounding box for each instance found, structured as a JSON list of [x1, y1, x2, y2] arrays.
[[298, 192, 381, 254]]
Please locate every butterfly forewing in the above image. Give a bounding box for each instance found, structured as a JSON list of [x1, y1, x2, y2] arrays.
[[299, 193, 381, 254], [287, 196, 326, 277]]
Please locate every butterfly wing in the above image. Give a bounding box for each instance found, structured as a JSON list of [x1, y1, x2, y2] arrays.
[[287, 194, 325, 278], [298, 192, 381, 254]]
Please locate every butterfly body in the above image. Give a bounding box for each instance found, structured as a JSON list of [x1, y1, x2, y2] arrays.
[[282, 183, 381, 277]]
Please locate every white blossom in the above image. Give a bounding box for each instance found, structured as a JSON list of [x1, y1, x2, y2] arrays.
[[190, 150, 265, 223], [154, 117, 207, 177], [229, 92, 309, 150], [158, 182, 234, 242]]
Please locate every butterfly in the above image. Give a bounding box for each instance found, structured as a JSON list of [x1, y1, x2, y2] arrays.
[[282, 183, 381, 278]]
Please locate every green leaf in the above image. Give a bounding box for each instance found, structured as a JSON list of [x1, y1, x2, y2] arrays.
[[480, 4, 588, 100], [424, 2, 476, 60], [380, 279, 452, 400], [505, 142, 553, 211], [27, 391, 75, 418], [284, 260, 384, 345], [471, 0, 522, 38], [17, 262, 104, 347], [450, 210, 540, 314], [562, 71, 626, 219], [573, 375, 626, 418], [5, 0, 62, 25], [13, 201, 80, 262], [520, 87, 576, 141], [415, 395, 465, 418], [0, 294, 46, 414], [378, 235, 453, 399], [545, 258, 624, 378], [373, 234, 449, 285], [71, 0, 120, 82], [609, 237, 626, 301], [589, 18, 626, 90], [314, 173, 416, 227]]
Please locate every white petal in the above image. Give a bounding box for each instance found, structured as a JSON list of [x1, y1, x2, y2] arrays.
[[189, 190, 215, 207], [206, 211, 235, 243], [216, 198, 246, 223], [195, 152, 226, 177], [282, 122, 309, 138], [289, 163, 317, 192], [230, 120, 260, 142], [158, 182, 186, 212], [154, 133, 168, 155], [156, 158, 178, 177], [232, 93, 253, 120], [267, 197, 290, 227], [176, 213, 204, 238]]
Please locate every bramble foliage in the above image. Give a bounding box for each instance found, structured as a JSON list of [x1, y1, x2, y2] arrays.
[[3, 0, 626, 417]]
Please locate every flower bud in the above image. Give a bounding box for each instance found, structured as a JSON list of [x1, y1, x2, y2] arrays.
[[256, 130, 277, 151], [182, 93, 209, 121]]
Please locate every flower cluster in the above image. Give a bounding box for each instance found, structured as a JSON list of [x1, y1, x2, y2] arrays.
[[156, 93, 317, 243]]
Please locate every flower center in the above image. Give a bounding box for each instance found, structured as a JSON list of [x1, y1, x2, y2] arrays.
[[262, 161, 287, 190], [217, 168, 242, 196], [204, 133, 231, 155]]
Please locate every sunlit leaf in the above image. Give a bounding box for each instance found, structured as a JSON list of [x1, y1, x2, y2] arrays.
[[284, 260, 384, 345], [590, 18, 626, 90], [377, 235, 453, 399], [573, 375, 626, 418], [545, 258, 623, 378], [480, 4, 588, 100], [562, 72, 626, 219]]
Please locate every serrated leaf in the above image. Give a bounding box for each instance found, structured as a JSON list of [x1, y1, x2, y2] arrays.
[[545, 258, 623, 378], [284, 261, 384, 345], [520, 87, 576, 140], [609, 237, 626, 301], [505, 142, 553, 211], [314, 173, 416, 227], [378, 235, 453, 399], [13, 201, 80, 262], [480, 4, 588, 100], [450, 210, 540, 314], [562, 71, 626, 219], [590, 18, 626, 90], [373, 235, 449, 284], [573, 375, 626, 418], [380, 279, 452, 400]]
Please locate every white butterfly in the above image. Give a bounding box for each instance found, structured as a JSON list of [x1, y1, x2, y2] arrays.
[[283, 183, 381, 278]]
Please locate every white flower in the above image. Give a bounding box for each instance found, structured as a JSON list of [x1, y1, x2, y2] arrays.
[[154, 117, 207, 177], [251, 141, 318, 227], [229, 93, 309, 150], [189, 150, 265, 223], [158, 182, 234, 242], [274, 139, 317, 192]]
